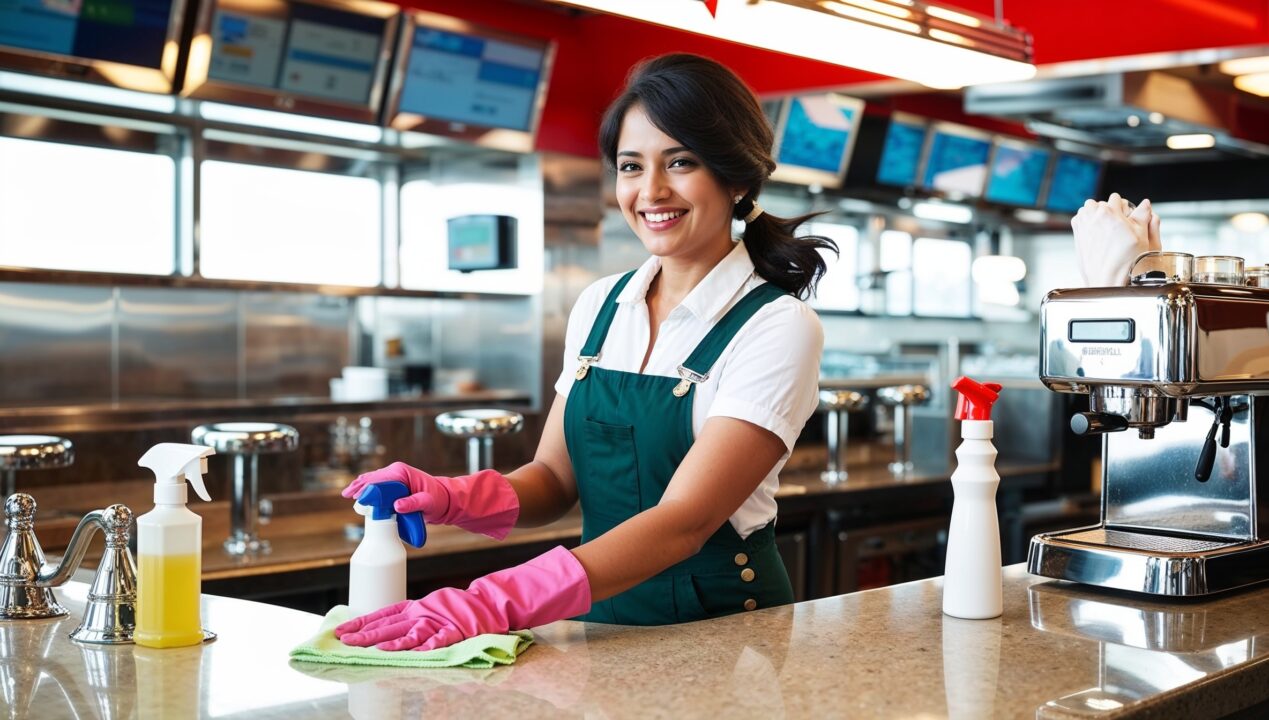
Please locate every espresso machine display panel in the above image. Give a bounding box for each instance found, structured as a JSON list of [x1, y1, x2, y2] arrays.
[[1029, 278, 1269, 596]]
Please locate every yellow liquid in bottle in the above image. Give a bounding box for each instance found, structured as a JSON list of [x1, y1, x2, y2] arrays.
[[135, 553, 204, 648]]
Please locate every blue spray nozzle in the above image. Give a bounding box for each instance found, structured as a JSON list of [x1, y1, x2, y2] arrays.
[[355, 481, 427, 548]]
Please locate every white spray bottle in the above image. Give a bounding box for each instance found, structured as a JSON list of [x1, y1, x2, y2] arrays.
[[348, 480, 426, 617], [135, 443, 215, 648], [943, 376, 1004, 620]]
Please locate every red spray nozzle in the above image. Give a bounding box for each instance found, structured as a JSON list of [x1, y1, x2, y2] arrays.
[[952, 376, 1003, 421]]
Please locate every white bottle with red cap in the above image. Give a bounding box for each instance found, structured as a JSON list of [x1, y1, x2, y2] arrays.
[[943, 376, 1004, 620]]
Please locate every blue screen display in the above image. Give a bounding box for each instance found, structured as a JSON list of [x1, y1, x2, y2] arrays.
[[399, 26, 546, 132], [984, 142, 1051, 207], [777, 95, 857, 174], [0, 0, 175, 69], [876, 120, 925, 187], [921, 129, 991, 197], [1045, 154, 1102, 212]]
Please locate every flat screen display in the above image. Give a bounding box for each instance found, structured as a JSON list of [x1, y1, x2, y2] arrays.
[[1045, 154, 1103, 212], [771, 92, 864, 188], [207, 0, 387, 105], [984, 139, 1051, 207], [876, 116, 926, 187], [397, 25, 548, 133], [448, 214, 516, 272], [921, 124, 991, 197], [0, 0, 177, 69]]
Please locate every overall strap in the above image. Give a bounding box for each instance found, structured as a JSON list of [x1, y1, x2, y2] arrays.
[[682, 281, 787, 379], [580, 271, 636, 358]]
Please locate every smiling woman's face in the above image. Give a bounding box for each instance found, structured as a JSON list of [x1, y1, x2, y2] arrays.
[[614, 105, 739, 263]]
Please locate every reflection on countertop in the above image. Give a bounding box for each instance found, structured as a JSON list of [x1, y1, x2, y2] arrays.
[[5, 566, 1268, 719]]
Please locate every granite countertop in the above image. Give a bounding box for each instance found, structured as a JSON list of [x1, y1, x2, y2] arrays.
[[8, 566, 1268, 719]]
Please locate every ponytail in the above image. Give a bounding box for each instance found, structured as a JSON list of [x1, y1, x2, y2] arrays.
[[734, 197, 836, 300]]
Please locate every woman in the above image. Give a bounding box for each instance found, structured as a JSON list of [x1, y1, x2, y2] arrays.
[[335, 53, 835, 652]]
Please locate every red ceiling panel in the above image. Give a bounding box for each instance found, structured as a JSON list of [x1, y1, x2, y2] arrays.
[[390, 0, 1269, 156]]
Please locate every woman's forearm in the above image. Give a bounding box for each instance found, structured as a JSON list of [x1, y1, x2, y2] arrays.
[[505, 459, 578, 527], [570, 500, 715, 601]]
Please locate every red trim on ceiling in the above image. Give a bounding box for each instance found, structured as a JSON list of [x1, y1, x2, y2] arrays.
[[391, 0, 1269, 156]]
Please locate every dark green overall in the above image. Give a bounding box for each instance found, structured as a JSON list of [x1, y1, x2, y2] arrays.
[[564, 271, 795, 625]]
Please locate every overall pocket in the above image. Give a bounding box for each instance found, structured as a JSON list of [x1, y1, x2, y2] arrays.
[[578, 419, 643, 524]]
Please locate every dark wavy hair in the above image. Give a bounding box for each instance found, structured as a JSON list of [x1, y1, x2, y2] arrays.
[[599, 53, 836, 299]]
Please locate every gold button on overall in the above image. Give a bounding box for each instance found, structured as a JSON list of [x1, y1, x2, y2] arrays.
[[743, 598, 758, 611], [734, 553, 748, 566], [740, 568, 756, 582]]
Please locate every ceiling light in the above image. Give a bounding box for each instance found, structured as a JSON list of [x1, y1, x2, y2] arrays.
[[1231, 212, 1269, 232], [1013, 208, 1049, 224], [550, 0, 1034, 89], [912, 201, 973, 223], [1220, 56, 1269, 75], [1166, 133, 1216, 150], [1126, 115, 1140, 127], [1148, 112, 1165, 124], [1234, 72, 1269, 97]]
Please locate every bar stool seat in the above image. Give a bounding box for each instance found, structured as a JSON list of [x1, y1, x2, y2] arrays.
[[0, 435, 74, 498], [192, 422, 299, 556], [436, 410, 524, 474], [818, 390, 868, 484], [877, 385, 930, 476]]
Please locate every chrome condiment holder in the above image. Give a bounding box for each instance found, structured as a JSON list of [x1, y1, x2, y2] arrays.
[[0, 494, 138, 643], [1029, 263, 1269, 596]]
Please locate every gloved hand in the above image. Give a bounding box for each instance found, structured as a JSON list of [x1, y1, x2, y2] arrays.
[[335, 546, 592, 651], [1072, 192, 1161, 287], [341, 463, 519, 540]]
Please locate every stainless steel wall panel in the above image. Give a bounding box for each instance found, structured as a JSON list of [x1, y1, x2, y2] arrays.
[[0, 283, 113, 406], [117, 287, 238, 401], [243, 292, 351, 399]]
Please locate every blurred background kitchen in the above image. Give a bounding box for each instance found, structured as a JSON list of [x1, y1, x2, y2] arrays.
[[3, 0, 1269, 613]]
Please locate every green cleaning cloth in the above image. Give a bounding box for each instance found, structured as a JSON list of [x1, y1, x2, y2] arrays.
[[289, 605, 533, 669]]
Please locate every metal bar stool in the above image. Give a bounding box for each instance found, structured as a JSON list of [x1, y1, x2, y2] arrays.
[[435, 410, 525, 474], [818, 390, 869, 484], [877, 384, 930, 476], [191, 423, 299, 556], [0, 435, 74, 498]]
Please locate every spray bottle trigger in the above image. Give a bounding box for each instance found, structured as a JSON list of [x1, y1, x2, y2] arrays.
[[185, 456, 212, 502], [355, 481, 427, 549]]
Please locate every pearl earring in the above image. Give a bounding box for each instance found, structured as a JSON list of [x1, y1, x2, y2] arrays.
[[734, 195, 743, 204]]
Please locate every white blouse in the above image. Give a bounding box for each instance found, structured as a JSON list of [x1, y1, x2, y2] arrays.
[[554, 240, 824, 539]]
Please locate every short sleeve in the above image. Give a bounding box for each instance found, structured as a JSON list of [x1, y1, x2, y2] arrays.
[[553, 276, 616, 399], [705, 298, 824, 451]]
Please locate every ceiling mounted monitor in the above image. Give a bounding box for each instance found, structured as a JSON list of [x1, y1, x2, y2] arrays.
[[183, 0, 399, 123], [770, 92, 865, 189], [919, 121, 992, 199], [384, 10, 555, 152], [0, 0, 188, 93], [984, 137, 1051, 208], [875, 112, 929, 188], [1044, 153, 1104, 213]]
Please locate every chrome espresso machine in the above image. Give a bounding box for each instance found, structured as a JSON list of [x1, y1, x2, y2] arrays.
[[1028, 253, 1269, 596]]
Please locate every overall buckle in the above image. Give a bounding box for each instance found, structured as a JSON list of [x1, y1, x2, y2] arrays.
[[673, 365, 708, 397], [575, 354, 600, 381]]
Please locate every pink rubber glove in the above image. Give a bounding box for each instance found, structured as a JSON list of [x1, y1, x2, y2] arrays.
[[335, 546, 591, 651], [341, 462, 519, 540]]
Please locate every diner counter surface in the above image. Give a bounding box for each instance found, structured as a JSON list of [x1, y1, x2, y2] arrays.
[[8, 566, 1269, 719]]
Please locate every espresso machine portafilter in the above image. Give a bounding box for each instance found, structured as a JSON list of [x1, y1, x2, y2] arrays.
[[1028, 259, 1269, 596]]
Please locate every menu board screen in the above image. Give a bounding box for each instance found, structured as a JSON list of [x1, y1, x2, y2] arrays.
[[876, 117, 926, 187], [206, 0, 387, 105], [0, 0, 176, 68], [921, 124, 992, 197], [770, 92, 864, 188], [984, 140, 1051, 207], [1045, 154, 1103, 212], [398, 26, 547, 132]]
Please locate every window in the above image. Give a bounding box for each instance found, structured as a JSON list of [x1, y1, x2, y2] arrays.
[[806, 221, 859, 311], [912, 237, 972, 317], [199, 161, 382, 286], [0, 137, 176, 274]]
